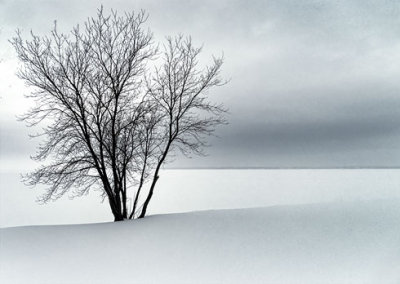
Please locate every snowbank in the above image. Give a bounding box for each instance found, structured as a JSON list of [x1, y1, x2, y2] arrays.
[[1, 199, 399, 283]]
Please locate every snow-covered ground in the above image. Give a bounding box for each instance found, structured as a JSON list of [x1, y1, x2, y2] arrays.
[[2, 169, 400, 227], [1, 199, 399, 284]]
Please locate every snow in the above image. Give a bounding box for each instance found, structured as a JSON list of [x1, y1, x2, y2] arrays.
[[1, 199, 399, 284], [2, 169, 400, 227]]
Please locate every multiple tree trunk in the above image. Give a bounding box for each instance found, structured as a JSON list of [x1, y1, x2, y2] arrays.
[[12, 7, 226, 221]]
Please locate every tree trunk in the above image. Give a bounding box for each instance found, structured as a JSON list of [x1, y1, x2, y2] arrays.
[[108, 198, 123, 221], [105, 185, 124, 222], [138, 175, 159, 218], [114, 215, 124, 221]]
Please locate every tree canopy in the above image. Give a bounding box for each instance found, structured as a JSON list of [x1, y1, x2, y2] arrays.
[[11, 7, 226, 221]]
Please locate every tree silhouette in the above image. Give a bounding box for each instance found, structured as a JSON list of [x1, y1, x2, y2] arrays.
[[11, 7, 226, 221]]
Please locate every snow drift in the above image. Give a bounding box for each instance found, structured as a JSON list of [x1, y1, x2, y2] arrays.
[[1, 199, 399, 284]]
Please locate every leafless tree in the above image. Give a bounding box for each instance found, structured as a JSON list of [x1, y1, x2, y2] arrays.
[[11, 7, 226, 221]]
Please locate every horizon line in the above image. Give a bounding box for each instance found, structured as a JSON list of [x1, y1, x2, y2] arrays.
[[165, 166, 400, 170]]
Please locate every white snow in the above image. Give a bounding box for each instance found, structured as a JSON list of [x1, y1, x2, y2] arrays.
[[1, 199, 399, 284], [2, 169, 400, 228]]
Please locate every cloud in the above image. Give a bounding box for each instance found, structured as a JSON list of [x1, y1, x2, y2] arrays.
[[1, 0, 400, 167]]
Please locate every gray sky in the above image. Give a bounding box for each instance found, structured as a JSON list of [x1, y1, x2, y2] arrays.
[[1, 0, 400, 169]]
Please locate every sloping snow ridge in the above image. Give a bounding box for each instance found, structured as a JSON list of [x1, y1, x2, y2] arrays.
[[1, 199, 399, 284]]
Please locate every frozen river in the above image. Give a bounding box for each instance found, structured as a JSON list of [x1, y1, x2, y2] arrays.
[[1, 169, 400, 227]]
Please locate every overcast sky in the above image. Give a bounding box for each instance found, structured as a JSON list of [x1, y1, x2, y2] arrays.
[[1, 0, 400, 169]]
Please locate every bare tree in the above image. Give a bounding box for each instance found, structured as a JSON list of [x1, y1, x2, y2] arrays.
[[139, 36, 226, 218], [11, 7, 226, 221]]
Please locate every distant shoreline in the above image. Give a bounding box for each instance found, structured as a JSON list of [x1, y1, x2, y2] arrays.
[[2, 167, 400, 174], [165, 167, 400, 170]]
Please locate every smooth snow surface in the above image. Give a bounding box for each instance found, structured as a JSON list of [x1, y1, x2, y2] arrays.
[[2, 169, 400, 227], [1, 199, 399, 284]]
